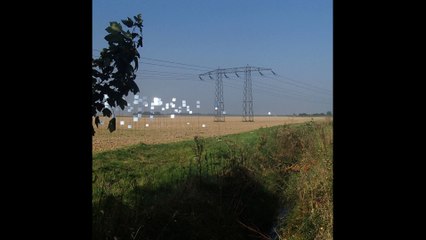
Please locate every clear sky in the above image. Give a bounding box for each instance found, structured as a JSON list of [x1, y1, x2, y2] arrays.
[[93, 0, 333, 115]]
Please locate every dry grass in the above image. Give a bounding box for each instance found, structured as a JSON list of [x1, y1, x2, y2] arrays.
[[93, 116, 329, 153], [275, 122, 333, 240]]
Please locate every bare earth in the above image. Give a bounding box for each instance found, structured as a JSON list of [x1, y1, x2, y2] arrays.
[[93, 116, 329, 153]]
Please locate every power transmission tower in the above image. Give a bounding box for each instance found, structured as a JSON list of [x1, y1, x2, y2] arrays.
[[243, 66, 253, 121], [199, 66, 273, 122], [215, 71, 224, 122]]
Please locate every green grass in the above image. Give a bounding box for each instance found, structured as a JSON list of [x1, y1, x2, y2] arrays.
[[93, 121, 333, 240]]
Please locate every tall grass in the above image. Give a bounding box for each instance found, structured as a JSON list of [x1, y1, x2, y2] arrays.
[[92, 121, 333, 239], [270, 121, 333, 239]]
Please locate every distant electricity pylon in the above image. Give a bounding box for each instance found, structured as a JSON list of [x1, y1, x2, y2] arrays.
[[199, 65, 274, 122]]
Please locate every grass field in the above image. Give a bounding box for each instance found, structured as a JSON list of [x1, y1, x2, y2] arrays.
[[93, 120, 333, 239], [93, 116, 329, 152]]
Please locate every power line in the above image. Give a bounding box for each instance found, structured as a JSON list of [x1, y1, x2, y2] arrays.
[[253, 84, 331, 105], [140, 61, 207, 71], [135, 76, 199, 82], [222, 77, 331, 104], [95, 53, 330, 97], [93, 49, 213, 71], [140, 57, 213, 70], [221, 72, 332, 102], [223, 75, 331, 103], [203, 79, 331, 105], [200, 66, 276, 122], [270, 74, 332, 94], [139, 73, 197, 79], [137, 73, 331, 107], [140, 69, 200, 77], [252, 81, 331, 103], [93, 50, 331, 94], [262, 75, 331, 96], [225, 73, 332, 100], [135, 73, 331, 105], [92, 51, 331, 107]]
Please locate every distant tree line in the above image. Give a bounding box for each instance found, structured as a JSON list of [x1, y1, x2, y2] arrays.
[[295, 111, 332, 117], [113, 112, 333, 117]]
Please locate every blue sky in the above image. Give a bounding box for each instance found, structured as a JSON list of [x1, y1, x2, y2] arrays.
[[93, 0, 333, 115]]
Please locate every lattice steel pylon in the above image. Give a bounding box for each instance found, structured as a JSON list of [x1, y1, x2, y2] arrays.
[[214, 71, 225, 122], [243, 66, 254, 121], [199, 66, 273, 122]]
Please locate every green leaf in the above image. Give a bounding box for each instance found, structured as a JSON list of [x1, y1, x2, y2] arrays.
[[117, 97, 127, 110], [124, 32, 132, 40], [102, 108, 112, 117], [104, 33, 122, 43], [105, 26, 113, 33], [110, 22, 122, 32], [128, 80, 139, 93], [133, 15, 140, 23], [107, 98, 116, 108], [108, 117, 116, 133], [134, 58, 138, 70], [95, 116, 100, 128], [122, 17, 134, 28], [93, 15, 144, 135], [96, 103, 104, 112]]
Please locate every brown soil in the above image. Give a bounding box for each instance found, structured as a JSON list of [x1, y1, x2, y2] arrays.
[[93, 116, 328, 153]]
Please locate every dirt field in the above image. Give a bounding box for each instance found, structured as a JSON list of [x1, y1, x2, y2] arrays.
[[93, 116, 329, 153]]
